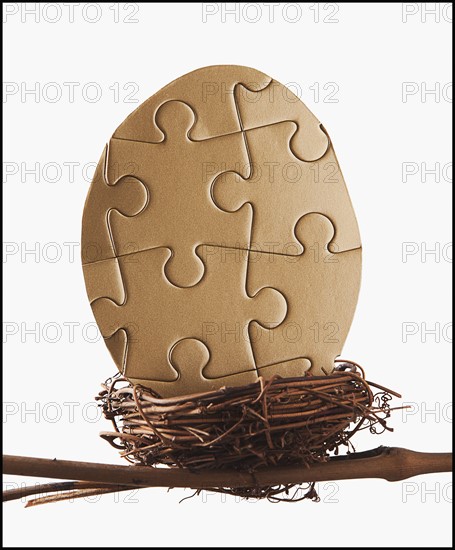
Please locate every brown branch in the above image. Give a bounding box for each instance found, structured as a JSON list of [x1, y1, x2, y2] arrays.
[[25, 487, 134, 508], [2, 481, 132, 504], [3, 446, 452, 505]]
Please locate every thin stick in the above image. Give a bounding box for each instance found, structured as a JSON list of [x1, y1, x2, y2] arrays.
[[25, 487, 133, 508], [3, 481, 132, 503], [3, 447, 452, 505]]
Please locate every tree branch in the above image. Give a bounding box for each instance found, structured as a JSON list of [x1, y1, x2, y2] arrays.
[[3, 446, 452, 505], [2, 481, 132, 504]]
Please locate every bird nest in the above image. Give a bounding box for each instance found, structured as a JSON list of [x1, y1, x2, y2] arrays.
[[96, 361, 399, 500]]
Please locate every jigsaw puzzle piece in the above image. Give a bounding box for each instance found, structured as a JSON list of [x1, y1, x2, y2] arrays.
[[91, 247, 180, 383], [213, 121, 361, 255], [91, 246, 288, 395], [106, 100, 252, 288], [195, 245, 288, 378], [82, 257, 125, 304], [235, 79, 329, 162], [81, 146, 148, 264], [113, 65, 271, 143], [248, 213, 362, 376], [132, 338, 258, 397], [256, 357, 312, 378]]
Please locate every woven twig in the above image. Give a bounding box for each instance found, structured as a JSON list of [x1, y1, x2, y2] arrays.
[[96, 360, 400, 498], [5, 362, 452, 506]]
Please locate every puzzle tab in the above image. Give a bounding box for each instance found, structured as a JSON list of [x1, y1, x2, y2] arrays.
[[106, 100, 252, 288], [248, 213, 361, 376], [91, 246, 287, 392], [213, 121, 361, 255]]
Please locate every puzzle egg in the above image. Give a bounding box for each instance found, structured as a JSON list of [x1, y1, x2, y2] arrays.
[[81, 65, 362, 397]]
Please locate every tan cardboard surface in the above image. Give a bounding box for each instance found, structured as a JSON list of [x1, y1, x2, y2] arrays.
[[82, 258, 125, 304], [91, 246, 287, 394], [235, 80, 329, 162], [213, 122, 361, 254], [81, 147, 148, 264], [113, 65, 271, 143], [249, 213, 361, 376], [135, 343, 312, 398], [81, 65, 362, 397], [106, 100, 252, 287]]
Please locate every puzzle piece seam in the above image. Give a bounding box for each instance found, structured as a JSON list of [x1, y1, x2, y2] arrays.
[[81, 144, 149, 266], [234, 79, 330, 162], [91, 245, 288, 383], [84, 68, 361, 392], [103, 104, 349, 269]]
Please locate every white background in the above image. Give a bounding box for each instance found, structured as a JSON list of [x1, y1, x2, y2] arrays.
[[3, 2, 452, 547]]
